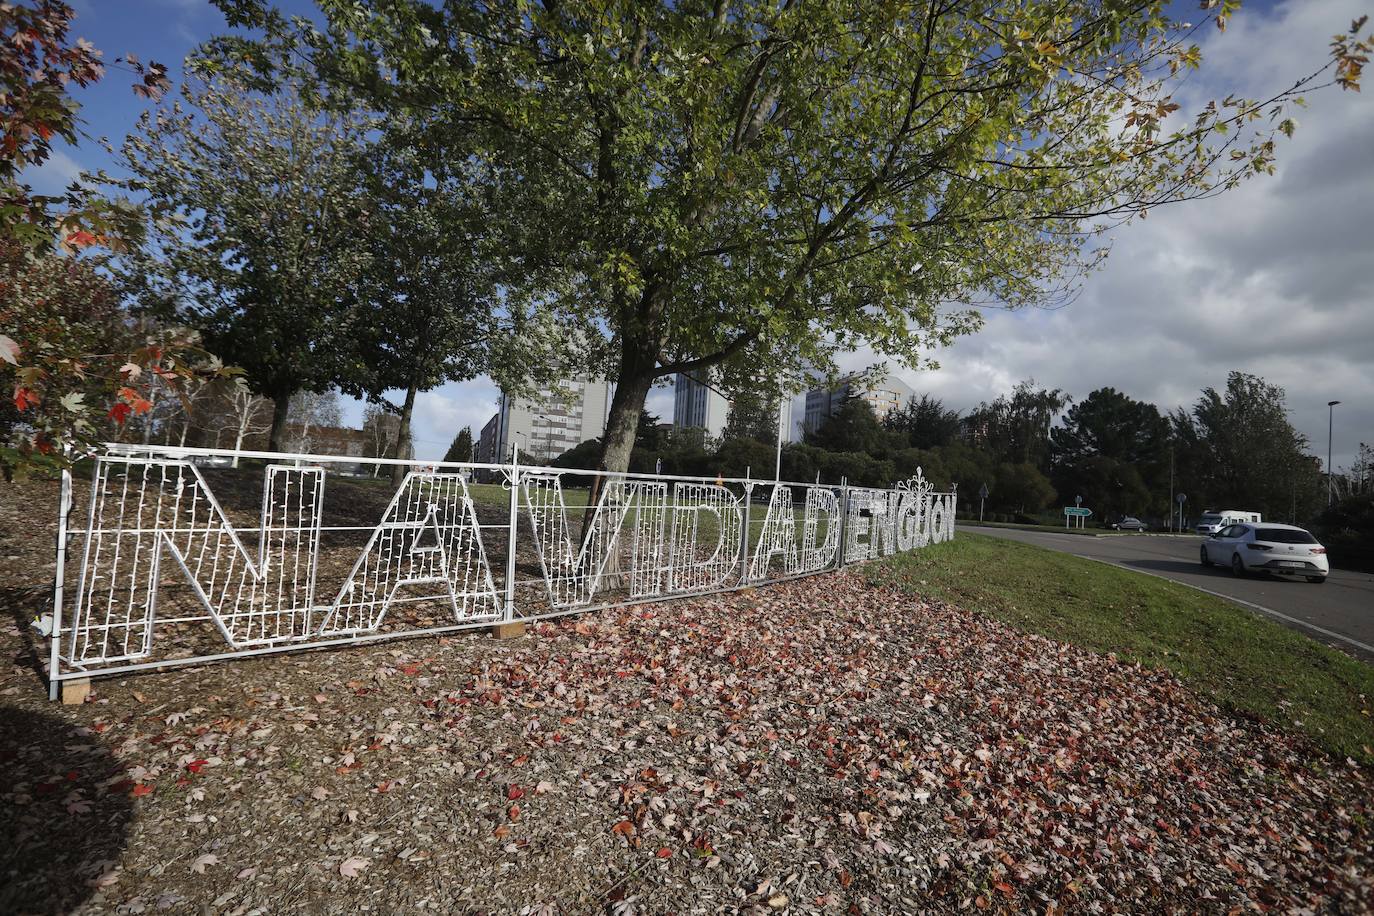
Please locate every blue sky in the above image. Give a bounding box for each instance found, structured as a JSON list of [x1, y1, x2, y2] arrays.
[[27, 0, 1372, 468]]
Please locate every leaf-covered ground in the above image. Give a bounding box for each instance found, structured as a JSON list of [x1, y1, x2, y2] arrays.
[[3, 479, 1373, 914], [3, 581, 1372, 912]]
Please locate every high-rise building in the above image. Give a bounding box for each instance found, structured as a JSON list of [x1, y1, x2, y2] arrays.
[[672, 373, 729, 443], [475, 377, 614, 464], [804, 371, 914, 433]]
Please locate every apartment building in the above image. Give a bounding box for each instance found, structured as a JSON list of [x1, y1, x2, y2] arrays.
[[671, 373, 730, 443], [475, 377, 614, 464], [803, 371, 914, 432]]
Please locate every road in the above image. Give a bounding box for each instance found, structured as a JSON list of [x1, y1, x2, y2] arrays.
[[960, 525, 1374, 663]]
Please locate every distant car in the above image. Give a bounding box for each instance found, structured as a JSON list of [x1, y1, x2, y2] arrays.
[[1110, 517, 1148, 531], [1195, 509, 1262, 536], [1199, 523, 1329, 583]]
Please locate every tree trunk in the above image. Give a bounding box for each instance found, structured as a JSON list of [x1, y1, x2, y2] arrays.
[[581, 343, 658, 543], [269, 394, 291, 453], [390, 383, 418, 487], [597, 361, 656, 476]]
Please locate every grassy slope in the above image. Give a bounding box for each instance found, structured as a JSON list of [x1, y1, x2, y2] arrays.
[[867, 532, 1374, 764]]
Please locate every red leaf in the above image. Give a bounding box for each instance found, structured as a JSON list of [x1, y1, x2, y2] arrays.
[[108, 402, 132, 424], [508, 805, 521, 822], [611, 820, 635, 837], [130, 783, 153, 797], [506, 784, 525, 801], [186, 759, 208, 774], [655, 847, 673, 858], [13, 387, 39, 411], [64, 230, 98, 248]]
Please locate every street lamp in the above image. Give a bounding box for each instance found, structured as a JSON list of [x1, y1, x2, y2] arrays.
[[1327, 400, 1341, 507]]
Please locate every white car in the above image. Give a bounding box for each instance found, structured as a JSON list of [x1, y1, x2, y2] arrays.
[[1199, 523, 1329, 583]]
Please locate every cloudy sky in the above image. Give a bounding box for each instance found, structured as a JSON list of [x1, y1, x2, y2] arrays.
[[33, 0, 1372, 469]]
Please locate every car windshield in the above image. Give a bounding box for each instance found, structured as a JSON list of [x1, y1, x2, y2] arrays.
[[1255, 528, 1318, 544], [1198, 515, 1221, 523]]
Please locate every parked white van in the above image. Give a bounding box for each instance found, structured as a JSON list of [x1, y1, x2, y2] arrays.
[[1195, 509, 1262, 536]]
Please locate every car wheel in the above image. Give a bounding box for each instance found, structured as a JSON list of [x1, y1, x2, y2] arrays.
[[1200, 546, 1211, 567], [1230, 553, 1246, 577], [1306, 576, 1326, 584]]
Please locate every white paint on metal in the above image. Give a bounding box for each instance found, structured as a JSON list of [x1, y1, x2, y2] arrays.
[[48, 447, 957, 690]]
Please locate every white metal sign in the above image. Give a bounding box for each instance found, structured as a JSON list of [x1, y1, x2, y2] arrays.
[[45, 445, 956, 694]]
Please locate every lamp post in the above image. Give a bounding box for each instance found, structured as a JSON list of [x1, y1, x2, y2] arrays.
[[774, 395, 789, 482], [1327, 400, 1340, 507]]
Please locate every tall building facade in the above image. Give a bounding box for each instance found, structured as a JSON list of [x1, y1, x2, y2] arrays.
[[475, 377, 614, 464], [672, 373, 730, 443], [804, 371, 914, 433]]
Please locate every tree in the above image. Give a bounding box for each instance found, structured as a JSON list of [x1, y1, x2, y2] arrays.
[[885, 394, 960, 450], [0, 243, 234, 476], [1052, 388, 1169, 468], [964, 380, 1070, 470], [340, 142, 538, 484], [993, 462, 1056, 516], [1352, 443, 1373, 497], [285, 390, 341, 453], [216, 385, 272, 466], [806, 397, 886, 457], [1179, 372, 1319, 520], [0, 0, 168, 253], [359, 402, 400, 475], [443, 427, 474, 464], [0, 2, 233, 475], [721, 387, 778, 444], [210, 0, 1370, 480], [113, 55, 374, 451], [1051, 387, 1169, 516], [1059, 455, 1151, 522]]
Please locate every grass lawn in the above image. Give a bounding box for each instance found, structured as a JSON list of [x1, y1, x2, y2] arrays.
[[867, 532, 1374, 764]]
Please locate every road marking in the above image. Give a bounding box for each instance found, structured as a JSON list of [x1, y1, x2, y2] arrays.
[[1072, 554, 1374, 658]]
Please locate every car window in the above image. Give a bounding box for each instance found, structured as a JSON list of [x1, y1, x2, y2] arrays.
[[1255, 528, 1319, 544], [1214, 525, 1233, 537], [1233, 526, 1250, 539]]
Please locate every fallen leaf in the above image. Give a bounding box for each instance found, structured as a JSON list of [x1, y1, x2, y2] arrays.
[[339, 857, 369, 878]]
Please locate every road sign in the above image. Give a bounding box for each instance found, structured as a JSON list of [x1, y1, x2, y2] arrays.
[[1063, 507, 1092, 517], [978, 483, 989, 500], [1176, 492, 1187, 503]]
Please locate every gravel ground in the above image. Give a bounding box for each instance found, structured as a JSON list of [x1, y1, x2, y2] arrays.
[[2, 479, 1372, 914]]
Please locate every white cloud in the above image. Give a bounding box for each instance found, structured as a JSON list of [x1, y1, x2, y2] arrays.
[[876, 0, 1374, 471]]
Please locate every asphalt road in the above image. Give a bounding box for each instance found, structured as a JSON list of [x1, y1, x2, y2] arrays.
[[960, 525, 1374, 663]]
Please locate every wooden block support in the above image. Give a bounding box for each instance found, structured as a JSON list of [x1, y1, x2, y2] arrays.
[[60, 677, 91, 706], [489, 621, 527, 640]]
